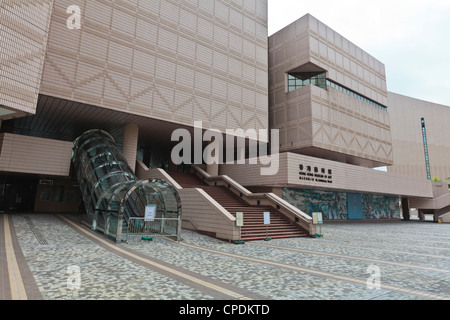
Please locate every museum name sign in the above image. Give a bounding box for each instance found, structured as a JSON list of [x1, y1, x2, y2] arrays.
[[298, 164, 333, 184]]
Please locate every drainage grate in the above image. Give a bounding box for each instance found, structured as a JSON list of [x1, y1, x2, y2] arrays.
[[24, 216, 48, 245]]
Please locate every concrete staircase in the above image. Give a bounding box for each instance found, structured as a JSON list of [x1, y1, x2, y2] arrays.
[[169, 171, 308, 241]]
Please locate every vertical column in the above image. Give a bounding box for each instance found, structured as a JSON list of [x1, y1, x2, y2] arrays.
[[122, 123, 139, 173], [206, 156, 220, 176], [401, 198, 410, 221]]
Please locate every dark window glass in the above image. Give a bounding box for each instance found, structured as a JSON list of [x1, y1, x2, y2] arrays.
[[288, 72, 327, 92], [52, 186, 65, 202], [40, 188, 51, 201]]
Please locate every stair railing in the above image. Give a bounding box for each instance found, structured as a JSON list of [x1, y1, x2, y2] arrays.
[[191, 165, 316, 236]]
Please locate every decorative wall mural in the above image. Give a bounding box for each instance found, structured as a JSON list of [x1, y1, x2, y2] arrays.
[[362, 194, 401, 219], [282, 188, 401, 220], [282, 188, 347, 220]]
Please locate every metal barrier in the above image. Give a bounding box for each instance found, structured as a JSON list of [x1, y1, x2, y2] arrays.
[[126, 217, 181, 241]]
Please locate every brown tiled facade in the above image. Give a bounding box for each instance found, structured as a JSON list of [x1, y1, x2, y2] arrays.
[[387, 92, 450, 181], [39, 0, 269, 133], [269, 14, 393, 168], [0, 0, 54, 118]]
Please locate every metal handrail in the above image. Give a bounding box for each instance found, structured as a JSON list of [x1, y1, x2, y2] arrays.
[[191, 164, 315, 236], [126, 217, 181, 241]]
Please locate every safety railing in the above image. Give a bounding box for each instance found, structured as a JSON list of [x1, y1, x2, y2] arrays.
[[126, 217, 181, 241], [190, 164, 316, 236]]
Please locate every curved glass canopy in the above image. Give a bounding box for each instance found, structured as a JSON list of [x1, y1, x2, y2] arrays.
[[72, 129, 181, 241]]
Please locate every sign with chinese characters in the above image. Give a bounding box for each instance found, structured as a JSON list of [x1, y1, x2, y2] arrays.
[[312, 212, 323, 225], [298, 164, 333, 184], [145, 204, 157, 222]]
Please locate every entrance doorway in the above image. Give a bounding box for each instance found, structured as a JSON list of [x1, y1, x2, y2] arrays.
[[0, 173, 38, 212]]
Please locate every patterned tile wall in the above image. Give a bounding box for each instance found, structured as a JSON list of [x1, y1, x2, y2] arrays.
[[40, 0, 269, 133], [0, 0, 54, 115], [269, 14, 393, 166]]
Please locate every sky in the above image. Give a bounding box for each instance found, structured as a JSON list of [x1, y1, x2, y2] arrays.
[[268, 0, 450, 107]]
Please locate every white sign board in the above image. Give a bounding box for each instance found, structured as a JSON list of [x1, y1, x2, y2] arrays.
[[263, 212, 271, 225], [236, 212, 244, 227], [145, 204, 157, 222]]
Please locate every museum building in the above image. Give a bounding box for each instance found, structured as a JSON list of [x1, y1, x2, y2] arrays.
[[1, 0, 449, 242]]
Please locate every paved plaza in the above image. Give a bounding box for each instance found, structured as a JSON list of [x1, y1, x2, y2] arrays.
[[1, 213, 449, 301]]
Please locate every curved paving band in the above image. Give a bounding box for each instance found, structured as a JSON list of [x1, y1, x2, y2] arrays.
[[72, 129, 182, 241]]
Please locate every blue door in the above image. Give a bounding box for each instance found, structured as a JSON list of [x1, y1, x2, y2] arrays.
[[347, 193, 363, 219]]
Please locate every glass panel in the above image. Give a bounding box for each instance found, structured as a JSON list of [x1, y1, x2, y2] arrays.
[[73, 129, 182, 241], [287, 72, 327, 92], [325, 79, 387, 111], [40, 188, 51, 201], [52, 186, 65, 202]]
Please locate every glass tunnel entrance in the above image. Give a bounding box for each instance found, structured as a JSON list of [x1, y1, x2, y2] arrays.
[[72, 129, 182, 241]]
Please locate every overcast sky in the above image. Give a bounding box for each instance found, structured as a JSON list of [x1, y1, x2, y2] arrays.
[[268, 0, 450, 107]]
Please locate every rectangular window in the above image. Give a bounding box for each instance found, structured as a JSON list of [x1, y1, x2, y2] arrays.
[[288, 72, 327, 92], [40, 188, 51, 201], [326, 79, 387, 112], [52, 186, 65, 203], [66, 190, 76, 202]]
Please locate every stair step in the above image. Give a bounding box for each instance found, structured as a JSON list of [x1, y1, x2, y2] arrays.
[[243, 225, 301, 230], [169, 171, 308, 241], [241, 234, 308, 241], [241, 230, 305, 236]]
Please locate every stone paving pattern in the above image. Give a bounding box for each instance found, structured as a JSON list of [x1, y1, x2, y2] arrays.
[[10, 214, 450, 300]]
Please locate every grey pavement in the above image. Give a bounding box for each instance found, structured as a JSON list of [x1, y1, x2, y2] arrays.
[[9, 213, 450, 300]]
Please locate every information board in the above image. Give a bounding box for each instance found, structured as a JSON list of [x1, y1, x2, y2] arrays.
[[312, 212, 323, 225], [236, 212, 244, 227], [264, 212, 271, 225], [145, 204, 157, 222]]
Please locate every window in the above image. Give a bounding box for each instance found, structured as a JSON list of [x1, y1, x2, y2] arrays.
[[421, 117, 431, 180], [40, 188, 51, 201], [52, 186, 65, 203], [66, 190, 76, 202], [288, 72, 326, 92], [287, 71, 387, 111], [326, 79, 387, 112]]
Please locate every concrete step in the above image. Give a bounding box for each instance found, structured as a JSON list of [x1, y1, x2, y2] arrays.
[[169, 172, 308, 241]]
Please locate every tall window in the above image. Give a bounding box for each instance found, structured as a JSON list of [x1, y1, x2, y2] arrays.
[[421, 118, 431, 180]]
